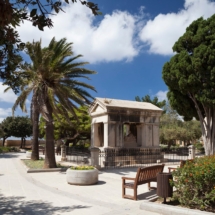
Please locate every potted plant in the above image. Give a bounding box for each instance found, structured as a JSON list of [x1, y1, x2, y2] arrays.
[[26, 150, 32, 158], [66, 165, 98, 185]]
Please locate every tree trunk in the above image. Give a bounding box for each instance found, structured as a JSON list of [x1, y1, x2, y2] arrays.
[[2, 137, 7, 146], [31, 93, 40, 160], [20, 137, 23, 148], [199, 108, 215, 155], [44, 100, 57, 168]]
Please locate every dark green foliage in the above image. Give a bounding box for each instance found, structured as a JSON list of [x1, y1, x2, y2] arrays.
[[135, 95, 166, 110], [0, 0, 100, 93], [162, 14, 215, 154], [171, 157, 215, 212], [0, 116, 32, 147]]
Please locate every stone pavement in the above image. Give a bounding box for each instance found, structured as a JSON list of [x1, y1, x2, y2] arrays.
[[0, 152, 173, 215]]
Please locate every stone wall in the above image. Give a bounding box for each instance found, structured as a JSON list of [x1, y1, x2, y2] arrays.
[[0, 139, 46, 147]]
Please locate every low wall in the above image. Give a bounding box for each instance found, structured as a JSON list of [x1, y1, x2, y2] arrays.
[[0, 140, 46, 147], [5, 140, 32, 147]]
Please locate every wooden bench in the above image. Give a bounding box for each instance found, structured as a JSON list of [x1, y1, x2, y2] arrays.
[[122, 164, 165, 200]]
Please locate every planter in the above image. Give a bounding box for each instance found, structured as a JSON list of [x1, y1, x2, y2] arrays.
[[26, 151, 32, 158], [66, 168, 98, 185]]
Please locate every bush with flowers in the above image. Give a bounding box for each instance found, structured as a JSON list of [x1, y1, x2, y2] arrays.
[[171, 156, 215, 212], [70, 165, 94, 170]]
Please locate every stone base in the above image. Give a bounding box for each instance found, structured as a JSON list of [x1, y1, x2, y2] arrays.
[[66, 168, 98, 185]]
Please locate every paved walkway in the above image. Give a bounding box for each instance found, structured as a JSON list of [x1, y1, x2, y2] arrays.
[[0, 152, 175, 215]]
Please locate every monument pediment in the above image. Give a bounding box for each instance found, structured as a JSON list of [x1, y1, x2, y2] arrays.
[[89, 100, 107, 116]]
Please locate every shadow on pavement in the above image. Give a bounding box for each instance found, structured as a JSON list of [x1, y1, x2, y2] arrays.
[[0, 193, 91, 215], [99, 167, 138, 176], [138, 190, 157, 200], [0, 153, 21, 159]]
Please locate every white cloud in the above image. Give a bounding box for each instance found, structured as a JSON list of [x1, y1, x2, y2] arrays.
[[0, 82, 17, 103], [0, 108, 12, 122], [139, 0, 215, 55], [17, 3, 141, 63], [155, 90, 168, 101]]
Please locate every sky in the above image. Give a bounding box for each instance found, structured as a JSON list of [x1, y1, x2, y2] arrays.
[[1, 0, 215, 122]]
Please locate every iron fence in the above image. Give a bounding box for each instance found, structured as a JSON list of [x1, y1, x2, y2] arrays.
[[99, 147, 203, 169], [64, 146, 204, 169], [66, 147, 90, 164]]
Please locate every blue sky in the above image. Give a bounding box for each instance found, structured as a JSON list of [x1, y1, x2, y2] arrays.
[[1, 0, 215, 122]]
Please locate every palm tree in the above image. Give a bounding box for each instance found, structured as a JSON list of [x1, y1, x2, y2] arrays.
[[8, 37, 96, 168]]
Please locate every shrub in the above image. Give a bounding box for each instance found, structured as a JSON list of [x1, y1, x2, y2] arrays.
[[194, 142, 205, 154], [70, 165, 94, 170], [171, 156, 215, 211], [0, 146, 10, 153]]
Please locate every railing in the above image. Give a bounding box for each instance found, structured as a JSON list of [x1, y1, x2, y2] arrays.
[[66, 147, 90, 164], [63, 146, 204, 169], [99, 147, 203, 169]]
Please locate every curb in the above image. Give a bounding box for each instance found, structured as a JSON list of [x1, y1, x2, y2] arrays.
[[20, 159, 68, 173], [27, 168, 67, 173], [140, 199, 214, 215]]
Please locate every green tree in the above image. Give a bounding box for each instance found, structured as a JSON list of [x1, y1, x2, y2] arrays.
[[162, 14, 215, 155], [0, 124, 4, 138], [160, 105, 201, 147], [135, 95, 166, 113], [1, 0, 100, 93], [39, 106, 91, 145], [0, 117, 14, 146], [10, 37, 96, 168], [0, 116, 32, 147]]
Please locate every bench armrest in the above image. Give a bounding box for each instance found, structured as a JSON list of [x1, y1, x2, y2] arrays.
[[122, 177, 135, 180]]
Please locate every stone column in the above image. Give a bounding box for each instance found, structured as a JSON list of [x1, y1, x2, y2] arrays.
[[152, 124, 160, 147], [90, 147, 101, 169], [145, 124, 153, 147], [188, 145, 195, 160], [61, 145, 67, 161], [91, 123, 95, 147], [103, 122, 108, 147], [108, 123, 116, 147]]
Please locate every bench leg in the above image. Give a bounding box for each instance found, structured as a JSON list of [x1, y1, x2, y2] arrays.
[[122, 180, 125, 198], [134, 188, 137, 201], [148, 182, 151, 190]]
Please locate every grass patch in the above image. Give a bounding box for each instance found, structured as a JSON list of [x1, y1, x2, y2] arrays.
[[22, 159, 68, 169]]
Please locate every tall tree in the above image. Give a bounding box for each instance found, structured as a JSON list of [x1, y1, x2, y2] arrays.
[[10, 37, 96, 168], [1, 0, 100, 93], [0, 117, 14, 146], [9, 116, 32, 148], [162, 14, 215, 155], [0, 116, 32, 147], [135, 95, 166, 113]]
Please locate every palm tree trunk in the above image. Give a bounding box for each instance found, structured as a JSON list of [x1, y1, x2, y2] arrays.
[[31, 94, 40, 160], [44, 100, 57, 168]]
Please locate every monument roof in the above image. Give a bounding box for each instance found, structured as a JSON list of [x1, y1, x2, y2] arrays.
[[92, 97, 163, 112]]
